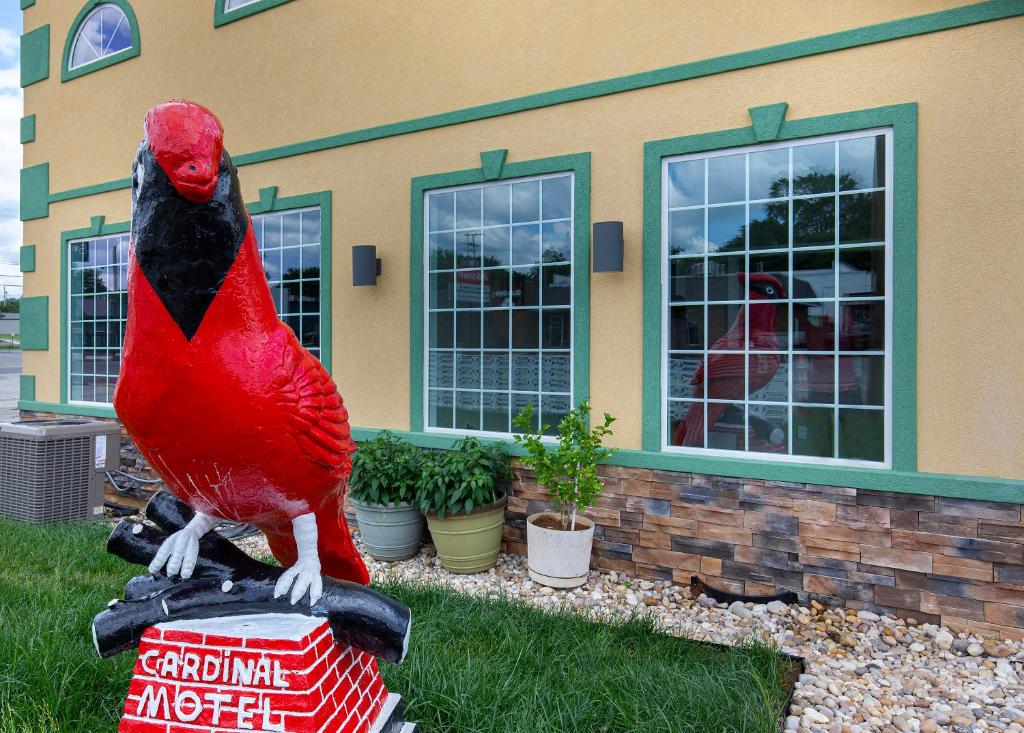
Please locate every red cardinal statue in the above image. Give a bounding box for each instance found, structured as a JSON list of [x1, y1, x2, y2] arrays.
[[673, 272, 785, 447], [113, 100, 368, 605]]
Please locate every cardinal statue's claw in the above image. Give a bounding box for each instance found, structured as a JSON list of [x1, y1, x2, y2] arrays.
[[273, 558, 323, 606], [148, 512, 218, 579]]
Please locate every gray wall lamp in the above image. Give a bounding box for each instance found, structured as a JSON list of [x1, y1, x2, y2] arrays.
[[592, 221, 624, 272], [352, 244, 381, 286]]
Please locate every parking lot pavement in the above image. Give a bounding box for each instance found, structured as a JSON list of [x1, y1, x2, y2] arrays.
[[0, 350, 22, 422]]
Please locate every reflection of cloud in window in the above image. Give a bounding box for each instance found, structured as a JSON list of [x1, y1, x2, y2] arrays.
[[71, 5, 133, 69]]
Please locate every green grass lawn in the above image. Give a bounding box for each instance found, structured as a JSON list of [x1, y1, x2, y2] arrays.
[[0, 520, 795, 733]]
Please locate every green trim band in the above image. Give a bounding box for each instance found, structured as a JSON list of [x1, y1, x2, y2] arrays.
[[20, 296, 49, 350], [20, 114, 36, 144], [19, 375, 36, 402], [20, 25, 49, 87], [20, 245, 36, 273], [409, 152, 591, 433], [17, 400, 116, 419], [62, 0, 141, 82], [642, 102, 918, 473], [44, 1, 1024, 206], [344, 427, 1023, 504], [214, 0, 293, 27]]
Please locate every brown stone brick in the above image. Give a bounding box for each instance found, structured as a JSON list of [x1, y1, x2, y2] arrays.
[[603, 528, 639, 546], [672, 502, 744, 527], [700, 557, 722, 576], [692, 573, 744, 595], [936, 497, 1020, 522], [857, 563, 895, 577], [739, 483, 794, 508], [507, 496, 528, 513], [618, 511, 644, 530], [874, 586, 922, 610], [861, 546, 932, 573], [594, 493, 626, 510], [642, 513, 697, 536], [889, 509, 919, 530], [932, 555, 994, 583], [639, 531, 671, 549], [979, 520, 1024, 543], [621, 479, 653, 497], [803, 574, 873, 602], [918, 513, 978, 538], [503, 540, 527, 556], [652, 470, 693, 484], [994, 563, 1024, 585], [798, 554, 857, 572], [598, 478, 623, 494], [591, 555, 636, 574], [799, 520, 890, 547], [984, 602, 1024, 628], [965, 582, 1024, 606], [743, 511, 799, 535], [892, 530, 1022, 564], [647, 483, 678, 501], [857, 491, 935, 512], [635, 563, 672, 582], [698, 522, 752, 546], [848, 570, 896, 587], [583, 506, 621, 527], [801, 536, 861, 562], [943, 616, 1024, 642], [920, 592, 985, 621], [836, 503, 890, 528], [733, 545, 795, 571], [632, 547, 701, 571], [597, 465, 654, 481], [746, 582, 779, 596], [672, 568, 698, 585], [894, 571, 972, 597], [752, 533, 805, 554], [793, 499, 837, 522]]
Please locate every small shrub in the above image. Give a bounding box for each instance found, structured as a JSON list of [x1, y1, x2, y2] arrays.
[[415, 438, 511, 518], [513, 400, 615, 530], [349, 431, 421, 506]]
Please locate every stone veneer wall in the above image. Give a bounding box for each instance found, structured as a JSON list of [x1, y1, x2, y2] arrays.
[[503, 465, 1024, 639]]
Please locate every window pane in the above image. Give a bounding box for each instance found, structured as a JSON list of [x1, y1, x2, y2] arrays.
[[839, 135, 885, 191], [667, 159, 704, 208], [512, 393, 539, 431], [429, 351, 454, 388], [663, 132, 890, 464], [838, 409, 884, 461], [541, 394, 571, 436], [427, 177, 572, 435]]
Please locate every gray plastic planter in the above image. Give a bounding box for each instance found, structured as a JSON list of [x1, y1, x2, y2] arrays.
[[351, 498, 425, 561]]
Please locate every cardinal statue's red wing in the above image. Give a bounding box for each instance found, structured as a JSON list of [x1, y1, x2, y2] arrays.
[[270, 329, 355, 477]]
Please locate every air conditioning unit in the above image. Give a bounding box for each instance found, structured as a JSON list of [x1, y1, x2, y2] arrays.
[[0, 419, 121, 523]]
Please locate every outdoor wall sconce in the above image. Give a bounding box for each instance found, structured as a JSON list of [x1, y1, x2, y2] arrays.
[[592, 221, 624, 272], [352, 245, 381, 286]]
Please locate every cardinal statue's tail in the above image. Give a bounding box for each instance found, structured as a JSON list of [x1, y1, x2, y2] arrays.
[[674, 401, 731, 447], [265, 504, 370, 586]]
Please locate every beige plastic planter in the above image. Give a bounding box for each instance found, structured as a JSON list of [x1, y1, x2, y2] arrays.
[[425, 496, 506, 574], [526, 511, 595, 588]]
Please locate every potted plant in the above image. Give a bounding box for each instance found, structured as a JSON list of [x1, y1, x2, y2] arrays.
[[415, 437, 511, 573], [513, 400, 616, 588], [348, 431, 425, 561]]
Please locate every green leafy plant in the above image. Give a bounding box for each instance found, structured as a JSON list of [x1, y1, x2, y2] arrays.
[[348, 431, 422, 506], [415, 438, 511, 518], [513, 400, 616, 530]]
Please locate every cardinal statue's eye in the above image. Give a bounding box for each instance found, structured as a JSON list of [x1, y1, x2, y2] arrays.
[[765, 286, 775, 295]]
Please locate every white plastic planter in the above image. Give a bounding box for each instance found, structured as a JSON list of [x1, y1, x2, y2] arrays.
[[526, 511, 595, 588]]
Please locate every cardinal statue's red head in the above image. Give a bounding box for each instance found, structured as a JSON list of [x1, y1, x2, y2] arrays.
[[739, 271, 787, 300], [144, 100, 224, 203]]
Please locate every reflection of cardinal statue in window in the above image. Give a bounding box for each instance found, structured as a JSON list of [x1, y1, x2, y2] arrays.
[[673, 272, 785, 447]]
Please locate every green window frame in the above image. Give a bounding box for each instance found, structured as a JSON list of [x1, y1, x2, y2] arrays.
[[643, 103, 918, 475], [62, 0, 141, 82], [214, 0, 294, 27], [410, 152, 591, 436]]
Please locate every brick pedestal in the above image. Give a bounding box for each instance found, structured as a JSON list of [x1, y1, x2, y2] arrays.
[[119, 613, 415, 733]]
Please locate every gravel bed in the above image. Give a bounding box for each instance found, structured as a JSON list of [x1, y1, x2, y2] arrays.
[[232, 532, 1024, 733]]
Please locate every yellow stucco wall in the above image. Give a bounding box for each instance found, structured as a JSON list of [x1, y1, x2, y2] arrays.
[[21, 3, 1024, 481]]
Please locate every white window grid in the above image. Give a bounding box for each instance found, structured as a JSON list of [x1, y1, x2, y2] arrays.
[[224, 0, 263, 10], [67, 206, 323, 406], [660, 128, 894, 467], [69, 4, 133, 70], [423, 172, 575, 438]]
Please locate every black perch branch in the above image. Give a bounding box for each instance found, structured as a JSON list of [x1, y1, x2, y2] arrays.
[[92, 492, 411, 665]]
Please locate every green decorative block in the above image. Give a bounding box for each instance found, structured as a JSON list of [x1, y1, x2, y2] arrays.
[[748, 103, 789, 142], [19, 245, 36, 273], [20, 0, 37, 9], [20, 25, 49, 87], [20, 114, 36, 144], [19, 375, 35, 401], [480, 149, 508, 180], [20, 296, 48, 350], [20, 163, 49, 220]]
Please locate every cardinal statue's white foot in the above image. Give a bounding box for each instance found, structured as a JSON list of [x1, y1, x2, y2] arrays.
[[148, 511, 219, 579], [273, 513, 323, 606]]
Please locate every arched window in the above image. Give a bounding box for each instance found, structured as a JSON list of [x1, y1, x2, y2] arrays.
[[63, 1, 140, 81]]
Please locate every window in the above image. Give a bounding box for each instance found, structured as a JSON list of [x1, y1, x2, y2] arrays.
[[69, 234, 129, 404], [424, 174, 574, 436], [215, 0, 293, 26], [224, 0, 262, 9], [253, 206, 323, 362], [67, 206, 323, 404], [661, 129, 891, 465], [68, 3, 134, 71]]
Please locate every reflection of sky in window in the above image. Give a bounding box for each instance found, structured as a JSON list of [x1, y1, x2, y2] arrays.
[[225, 0, 263, 9], [71, 5, 133, 69], [839, 136, 885, 190], [667, 159, 704, 208]]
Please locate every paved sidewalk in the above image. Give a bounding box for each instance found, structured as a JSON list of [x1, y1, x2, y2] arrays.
[[0, 350, 21, 423]]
